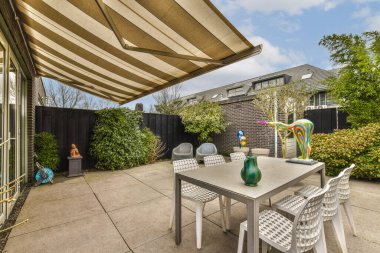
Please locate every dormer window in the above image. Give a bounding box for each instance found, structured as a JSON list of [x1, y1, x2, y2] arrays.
[[254, 76, 286, 90], [227, 87, 244, 97]]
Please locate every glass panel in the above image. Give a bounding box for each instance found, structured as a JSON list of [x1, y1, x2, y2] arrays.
[[320, 92, 326, 106], [261, 81, 268, 89], [309, 95, 315, 106], [269, 79, 276, 87], [9, 61, 17, 186], [277, 77, 284, 85], [254, 82, 261, 90]]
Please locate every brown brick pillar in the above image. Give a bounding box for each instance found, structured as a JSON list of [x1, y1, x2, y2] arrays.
[[27, 77, 37, 182]]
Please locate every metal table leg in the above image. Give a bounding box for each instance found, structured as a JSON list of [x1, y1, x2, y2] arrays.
[[321, 167, 326, 187], [246, 200, 259, 253], [175, 174, 182, 245]]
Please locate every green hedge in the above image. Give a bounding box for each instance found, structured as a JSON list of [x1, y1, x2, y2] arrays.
[[311, 123, 380, 180], [35, 132, 60, 170], [90, 108, 159, 170]]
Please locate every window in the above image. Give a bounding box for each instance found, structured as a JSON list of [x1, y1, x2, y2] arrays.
[[211, 94, 219, 99], [187, 98, 197, 104], [227, 87, 244, 97], [308, 92, 334, 106], [253, 77, 286, 90]]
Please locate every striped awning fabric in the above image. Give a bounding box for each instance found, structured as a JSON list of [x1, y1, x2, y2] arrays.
[[16, 0, 262, 104]]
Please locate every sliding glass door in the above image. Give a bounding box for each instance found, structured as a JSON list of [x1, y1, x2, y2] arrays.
[[0, 38, 4, 223]]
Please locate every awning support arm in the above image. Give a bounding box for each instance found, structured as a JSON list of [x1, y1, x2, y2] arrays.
[[95, 0, 225, 65]]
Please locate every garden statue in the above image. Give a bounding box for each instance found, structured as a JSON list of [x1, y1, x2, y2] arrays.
[[234, 130, 249, 155], [237, 130, 247, 148], [259, 119, 314, 160], [70, 144, 80, 157]]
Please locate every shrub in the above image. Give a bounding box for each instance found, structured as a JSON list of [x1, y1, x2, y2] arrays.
[[311, 123, 380, 180], [141, 128, 166, 163], [90, 108, 159, 170], [179, 101, 228, 143], [34, 132, 60, 170]]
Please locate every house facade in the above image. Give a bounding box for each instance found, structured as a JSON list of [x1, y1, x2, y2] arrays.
[[0, 2, 46, 225], [181, 64, 338, 156]]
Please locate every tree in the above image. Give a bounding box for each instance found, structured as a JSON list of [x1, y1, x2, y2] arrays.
[[152, 84, 184, 114], [179, 101, 228, 143], [253, 81, 314, 158], [45, 79, 118, 109], [319, 31, 380, 127]]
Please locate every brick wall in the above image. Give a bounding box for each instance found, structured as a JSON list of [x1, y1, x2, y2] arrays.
[[212, 96, 283, 157]]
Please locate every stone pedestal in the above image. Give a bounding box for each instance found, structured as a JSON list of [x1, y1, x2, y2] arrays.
[[233, 147, 250, 155], [251, 148, 270, 157], [67, 156, 83, 177]]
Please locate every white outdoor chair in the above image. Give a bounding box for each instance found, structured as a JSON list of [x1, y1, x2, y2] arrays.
[[203, 155, 232, 230], [230, 152, 246, 161], [237, 185, 330, 253], [273, 172, 347, 253], [169, 158, 226, 249], [295, 164, 357, 236]]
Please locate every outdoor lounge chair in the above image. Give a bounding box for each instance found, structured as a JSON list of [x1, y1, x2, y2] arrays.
[[237, 185, 330, 253], [196, 143, 217, 162], [171, 143, 193, 161], [169, 159, 226, 249]]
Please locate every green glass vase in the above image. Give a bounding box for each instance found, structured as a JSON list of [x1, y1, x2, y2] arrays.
[[240, 155, 262, 186]]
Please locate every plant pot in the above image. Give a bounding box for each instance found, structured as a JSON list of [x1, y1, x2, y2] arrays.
[[241, 155, 262, 186], [233, 147, 250, 155]]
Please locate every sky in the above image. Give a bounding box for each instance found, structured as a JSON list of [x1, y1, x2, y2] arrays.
[[46, 0, 380, 110]]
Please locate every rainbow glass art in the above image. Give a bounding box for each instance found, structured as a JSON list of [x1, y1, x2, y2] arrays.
[[258, 119, 314, 160]]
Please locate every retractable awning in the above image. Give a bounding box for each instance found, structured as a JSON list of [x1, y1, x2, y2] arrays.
[[15, 0, 262, 104]]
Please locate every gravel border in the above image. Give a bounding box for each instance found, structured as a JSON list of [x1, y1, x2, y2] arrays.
[[0, 184, 31, 252]]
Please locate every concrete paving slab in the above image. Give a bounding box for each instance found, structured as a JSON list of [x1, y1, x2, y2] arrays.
[[109, 196, 196, 249], [94, 181, 163, 212], [9, 193, 104, 237], [4, 213, 130, 253], [85, 171, 141, 193], [133, 219, 238, 253], [26, 178, 93, 203]]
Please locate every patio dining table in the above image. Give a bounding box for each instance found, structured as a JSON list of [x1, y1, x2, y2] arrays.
[[175, 156, 325, 253]]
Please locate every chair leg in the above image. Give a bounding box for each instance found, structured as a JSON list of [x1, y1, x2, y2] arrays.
[[313, 224, 327, 253], [261, 241, 268, 253], [169, 194, 175, 229], [225, 197, 232, 230], [196, 201, 204, 249], [331, 206, 348, 253], [237, 223, 246, 253], [342, 200, 357, 236], [218, 196, 227, 232]]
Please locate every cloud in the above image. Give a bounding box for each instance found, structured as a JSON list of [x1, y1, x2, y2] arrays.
[[366, 13, 380, 31], [215, 0, 343, 16], [352, 7, 371, 18], [352, 6, 380, 31], [272, 15, 301, 33]]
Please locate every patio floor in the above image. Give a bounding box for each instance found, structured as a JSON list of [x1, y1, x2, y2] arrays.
[[4, 160, 380, 253]]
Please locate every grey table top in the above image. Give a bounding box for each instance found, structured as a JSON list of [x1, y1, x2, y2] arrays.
[[177, 156, 325, 202]]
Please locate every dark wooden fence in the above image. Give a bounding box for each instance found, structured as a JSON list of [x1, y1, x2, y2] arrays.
[[304, 108, 350, 133], [35, 106, 197, 171]]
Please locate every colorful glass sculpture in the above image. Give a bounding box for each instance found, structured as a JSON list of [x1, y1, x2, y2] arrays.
[[258, 119, 314, 160]]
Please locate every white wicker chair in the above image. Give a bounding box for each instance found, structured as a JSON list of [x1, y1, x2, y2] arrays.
[[204, 155, 225, 167], [237, 185, 330, 253], [273, 172, 347, 253], [203, 155, 232, 230], [230, 152, 246, 161], [294, 164, 356, 236], [169, 158, 226, 249]]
